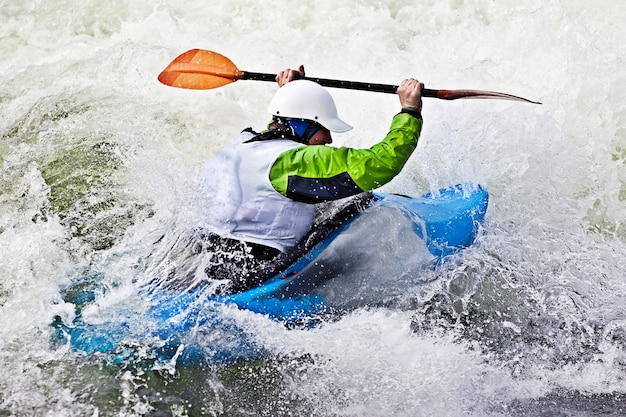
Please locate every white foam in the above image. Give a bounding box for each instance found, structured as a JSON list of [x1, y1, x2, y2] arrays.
[[1, 0, 625, 414]]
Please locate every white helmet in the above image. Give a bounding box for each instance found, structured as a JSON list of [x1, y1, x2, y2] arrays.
[[268, 80, 352, 133]]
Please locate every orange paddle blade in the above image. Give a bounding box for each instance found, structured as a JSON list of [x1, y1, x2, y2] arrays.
[[158, 49, 243, 90]]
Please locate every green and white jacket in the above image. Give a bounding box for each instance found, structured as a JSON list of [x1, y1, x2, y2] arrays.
[[202, 111, 422, 252], [270, 112, 422, 203]]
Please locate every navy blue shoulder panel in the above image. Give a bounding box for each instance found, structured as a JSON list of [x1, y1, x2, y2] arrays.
[[286, 172, 363, 203]]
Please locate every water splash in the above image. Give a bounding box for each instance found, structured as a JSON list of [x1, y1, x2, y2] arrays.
[[1, 0, 626, 415]]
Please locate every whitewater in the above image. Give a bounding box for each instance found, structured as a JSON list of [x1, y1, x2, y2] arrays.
[[1, 0, 625, 415]]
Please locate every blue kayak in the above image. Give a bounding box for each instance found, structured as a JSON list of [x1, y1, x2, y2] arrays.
[[53, 183, 488, 364]]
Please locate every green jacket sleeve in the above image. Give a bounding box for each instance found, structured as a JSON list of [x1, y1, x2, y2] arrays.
[[269, 112, 422, 203]]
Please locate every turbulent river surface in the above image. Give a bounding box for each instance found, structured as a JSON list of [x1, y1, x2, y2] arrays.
[[1, 0, 625, 415]]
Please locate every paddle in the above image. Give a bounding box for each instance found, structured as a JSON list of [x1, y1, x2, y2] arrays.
[[158, 49, 541, 104]]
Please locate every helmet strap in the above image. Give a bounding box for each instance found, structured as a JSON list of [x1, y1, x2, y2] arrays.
[[244, 117, 308, 144]]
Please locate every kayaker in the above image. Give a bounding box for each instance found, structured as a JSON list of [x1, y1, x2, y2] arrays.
[[172, 67, 423, 293]]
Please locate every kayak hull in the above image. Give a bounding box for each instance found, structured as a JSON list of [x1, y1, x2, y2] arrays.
[[54, 183, 489, 364]]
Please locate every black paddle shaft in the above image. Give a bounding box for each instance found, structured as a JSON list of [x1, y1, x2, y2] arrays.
[[242, 71, 438, 97]]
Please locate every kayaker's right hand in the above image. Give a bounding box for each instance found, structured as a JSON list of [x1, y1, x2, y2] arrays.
[[276, 65, 306, 87], [397, 78, 423, 112]]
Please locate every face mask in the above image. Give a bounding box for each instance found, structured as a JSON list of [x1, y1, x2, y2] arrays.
[[285, 119, 321, 142]]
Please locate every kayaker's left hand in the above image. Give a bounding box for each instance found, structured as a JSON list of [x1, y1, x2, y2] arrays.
[[276, 65, 306, 86]]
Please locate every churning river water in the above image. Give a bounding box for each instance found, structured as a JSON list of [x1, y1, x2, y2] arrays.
[[1, 0, 626, 415]]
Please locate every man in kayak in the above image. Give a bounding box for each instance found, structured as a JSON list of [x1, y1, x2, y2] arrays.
[[167, 68, 423, 293]]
